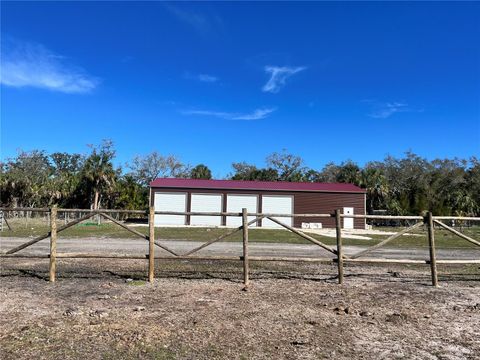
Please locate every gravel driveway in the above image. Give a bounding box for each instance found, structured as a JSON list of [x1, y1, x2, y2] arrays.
[[1, 237, 479, 260]]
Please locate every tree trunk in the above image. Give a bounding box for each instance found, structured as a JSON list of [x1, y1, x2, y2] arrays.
[[93, 190, 100, 225], [97, 195, 102, 225], [93, 191, 99, 210]]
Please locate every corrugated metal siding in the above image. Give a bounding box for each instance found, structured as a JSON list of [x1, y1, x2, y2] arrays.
[[150, 187, 365, 229], [293, 192, 365, 229]]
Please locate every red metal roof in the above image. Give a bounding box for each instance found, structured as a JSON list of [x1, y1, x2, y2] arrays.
[[149, 178, 366, 193]]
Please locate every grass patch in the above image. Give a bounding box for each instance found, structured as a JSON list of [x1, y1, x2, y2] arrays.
[[1, 218, 479, 249]]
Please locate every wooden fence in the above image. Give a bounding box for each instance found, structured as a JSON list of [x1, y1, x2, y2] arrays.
[[0, 207, 479, 287]]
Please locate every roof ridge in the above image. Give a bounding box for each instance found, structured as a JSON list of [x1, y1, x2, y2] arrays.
[[151, 177, 347, 185], [149, 178, 366, 193]]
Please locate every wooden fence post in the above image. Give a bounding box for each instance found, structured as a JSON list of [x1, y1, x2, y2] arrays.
[[148, 206, 155, 282], [335, 209, 344, 284], [49, 206, 57, 282], [3, 213, 12, 231], [426, 211, 438, 287], [242, 208, 250, 287]]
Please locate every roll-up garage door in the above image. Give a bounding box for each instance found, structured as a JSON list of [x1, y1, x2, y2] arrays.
[[154, 192, 187, 225], [262, 195, 293, 228], [190, 193, 223, 226], [226, 194, 258, 227]]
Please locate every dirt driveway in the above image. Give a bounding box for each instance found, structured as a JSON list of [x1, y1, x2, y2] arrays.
[[2, 237, 480, 260]]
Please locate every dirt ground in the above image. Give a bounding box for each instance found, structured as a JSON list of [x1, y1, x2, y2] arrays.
[[1, 258, 479, 359]]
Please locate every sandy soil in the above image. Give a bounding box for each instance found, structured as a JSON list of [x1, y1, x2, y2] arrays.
[[1, 258, 479, 359]]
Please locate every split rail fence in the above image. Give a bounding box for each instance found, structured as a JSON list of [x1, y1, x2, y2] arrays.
[[1, 207, 479, 287]]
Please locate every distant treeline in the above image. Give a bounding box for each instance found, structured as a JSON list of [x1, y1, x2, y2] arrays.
[[1, 140, 479, 216]]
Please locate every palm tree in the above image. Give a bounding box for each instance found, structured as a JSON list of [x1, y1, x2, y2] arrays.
[[82, 141, 117, 210], [336, 161, 361, 185], [190, 164, 212, 179], [360, 168, 389, 213]]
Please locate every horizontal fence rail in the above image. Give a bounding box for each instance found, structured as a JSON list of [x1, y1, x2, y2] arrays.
[[0, 207, 148, 214], [2, 207, 479, 220], [154, 211, 334, 218], [340, 214, 424, 220], [0, 207, 479, 287]]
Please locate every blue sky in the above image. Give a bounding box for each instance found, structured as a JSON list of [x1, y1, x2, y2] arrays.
[[1, 1, 479, 177]]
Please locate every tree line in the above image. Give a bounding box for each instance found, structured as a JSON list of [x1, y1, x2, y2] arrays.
[[1, 140, 479, 216]]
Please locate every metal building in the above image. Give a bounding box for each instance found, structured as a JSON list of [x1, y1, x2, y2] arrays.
[[150, 178, 366, 229]]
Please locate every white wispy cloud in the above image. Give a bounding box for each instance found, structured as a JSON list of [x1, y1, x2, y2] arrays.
[[183, 107, 276, 121], [368, 102, 410, 119], [197, 74, 218, 83], [232, 108, 276, 120], [162, 3, 222, 35], [184, 72, 218, 83], [262, 65, 306, 93], [0, 38, 98, 94]]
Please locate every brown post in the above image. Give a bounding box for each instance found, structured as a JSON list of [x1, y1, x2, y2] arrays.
[[49, 206, 57, 282], [242, 208, 250, 287], [148, 206, 155, 282], [335, 209, 344, 284], [426, 211, 438, 287]]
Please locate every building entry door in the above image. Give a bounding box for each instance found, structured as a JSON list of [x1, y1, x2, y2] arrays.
[[343, 207, 354, 229]]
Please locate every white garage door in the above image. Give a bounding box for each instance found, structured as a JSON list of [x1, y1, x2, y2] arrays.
[[154, 192, 187, 225], [190, 193, 222, 226], [226, 194, 258, 227], [262, 195, 293, 228]]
